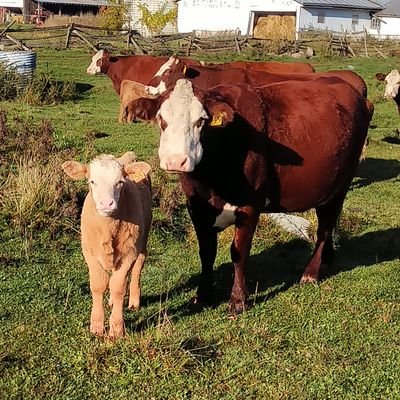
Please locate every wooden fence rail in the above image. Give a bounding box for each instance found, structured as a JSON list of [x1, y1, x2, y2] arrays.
[[1, 23, 400, 58]]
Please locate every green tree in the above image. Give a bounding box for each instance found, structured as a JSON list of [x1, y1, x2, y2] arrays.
[[100, 0, 128, 31], [137, 1, 177, 36]]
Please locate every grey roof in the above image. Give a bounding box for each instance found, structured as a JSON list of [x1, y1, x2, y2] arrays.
[[376, 0, 400, 16], [38, 0, 109, 6], [296, 0, 384, 10]]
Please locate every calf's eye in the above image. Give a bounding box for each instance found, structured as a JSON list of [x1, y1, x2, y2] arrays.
[[195, 119, 204, 128]]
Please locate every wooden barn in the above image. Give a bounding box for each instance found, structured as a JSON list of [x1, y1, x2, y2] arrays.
[[0, 0, 108, 23], [176, 0, 384, 38]]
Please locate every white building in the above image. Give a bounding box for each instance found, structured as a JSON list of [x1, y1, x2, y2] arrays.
[[370, 1, 400, 39], [177, 0, 384, 38]]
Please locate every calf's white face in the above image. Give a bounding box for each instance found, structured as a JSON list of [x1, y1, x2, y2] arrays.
[[384, 69, 400, 98], [146, 56, 179, 96], [86, 50, 104, 75], [157, 79, 208, 172], [88, 156, 126, 217]]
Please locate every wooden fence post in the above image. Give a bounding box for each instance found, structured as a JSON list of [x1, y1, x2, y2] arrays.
[[126, 28, 131, 50], [130, 35, 146, 54], [364, 27, 369, 57], [186, 30, 196, 56], [235, 28, 241, 53], [0, 20, 15, 37], [65, 22, 74, 49]]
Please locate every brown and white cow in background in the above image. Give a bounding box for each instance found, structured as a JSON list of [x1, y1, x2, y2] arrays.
[[376, 69, 400, 113], [62, 152, 152, 338], [127, 77, 371, 314]]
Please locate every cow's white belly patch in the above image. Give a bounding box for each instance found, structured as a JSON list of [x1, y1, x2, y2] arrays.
[[213, 203, 237, 230]]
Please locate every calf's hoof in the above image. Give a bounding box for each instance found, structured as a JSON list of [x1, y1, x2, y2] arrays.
[[90, 322, 105, 336], [108, 323, 125, 339]]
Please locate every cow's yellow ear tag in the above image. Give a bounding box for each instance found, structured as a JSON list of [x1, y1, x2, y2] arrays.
[[183, 65, 187, 76], [210, 112, 224, 126]]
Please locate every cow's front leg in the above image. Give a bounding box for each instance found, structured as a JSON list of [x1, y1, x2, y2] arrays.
[[229, 206, 260, 315], [187, 196, 218, 307]]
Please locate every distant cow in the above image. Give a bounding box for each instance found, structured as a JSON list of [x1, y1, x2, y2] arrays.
[[206, 59, 315, 73], [86, 49, 202, 94], [145, 56, 368, 99], [127, 78, 371, 314], [376, 69, 400, 113], [62, 152, 152, 338]]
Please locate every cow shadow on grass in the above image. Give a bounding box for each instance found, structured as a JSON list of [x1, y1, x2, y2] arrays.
[[129, 227, 400, 331], [352, 157, 400, 189]]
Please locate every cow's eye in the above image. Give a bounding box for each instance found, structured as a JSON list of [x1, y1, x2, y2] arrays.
[[195, 118, 205, 128]]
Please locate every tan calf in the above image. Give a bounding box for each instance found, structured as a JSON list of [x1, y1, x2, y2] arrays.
[[62, 152, 152, 338], [119, 80, 157, 123]]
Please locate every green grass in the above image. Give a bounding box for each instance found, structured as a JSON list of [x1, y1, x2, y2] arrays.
[[0, 49, 399, 399]]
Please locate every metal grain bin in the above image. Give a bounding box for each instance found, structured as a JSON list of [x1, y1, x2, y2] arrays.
[[0, 51, 37, 86]]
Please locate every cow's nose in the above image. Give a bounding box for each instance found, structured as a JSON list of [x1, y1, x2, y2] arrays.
[[165, 155, 189, 172]]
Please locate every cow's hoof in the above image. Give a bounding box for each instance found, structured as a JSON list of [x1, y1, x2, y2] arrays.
[[228, 299, 248, 316], [189, 295, 213, 312], [300, 274, 318, 284]]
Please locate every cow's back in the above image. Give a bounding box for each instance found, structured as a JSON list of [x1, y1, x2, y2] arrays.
[[257, 77, 370, 211], [211, 60, 315, 73]]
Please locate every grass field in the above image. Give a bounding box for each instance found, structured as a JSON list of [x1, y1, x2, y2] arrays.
[[0, 48, 399, 399]]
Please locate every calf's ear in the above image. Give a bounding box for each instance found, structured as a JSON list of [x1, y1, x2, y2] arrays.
[[118, 151, 136, 166], [61, 161, 88, 180], [126, 98, 159, 122], [124, 162, 152, 183], [375, 73, 386, 81], [207, 102, 234, 127]]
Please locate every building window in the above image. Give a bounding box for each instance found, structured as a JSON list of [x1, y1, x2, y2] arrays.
[[371, 17, 381, 30], [352, 14, 359, 25], [317, 10, 325, 24]]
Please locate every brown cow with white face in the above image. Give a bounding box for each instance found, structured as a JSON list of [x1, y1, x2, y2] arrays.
[[376, 69, 400, 113], [128, 78, 372, 314]]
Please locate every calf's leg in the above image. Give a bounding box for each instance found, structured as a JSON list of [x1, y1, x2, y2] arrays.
[[87, 260, 109, 336], [128, 252, 146, 310], [108, 266, 130, 338]]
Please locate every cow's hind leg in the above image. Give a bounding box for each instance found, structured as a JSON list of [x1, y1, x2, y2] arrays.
[[300, 195, 345, 284], [229, 206, 260, 315]]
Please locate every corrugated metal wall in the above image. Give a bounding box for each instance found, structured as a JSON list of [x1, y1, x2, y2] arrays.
[[126, 0, 177, 36], [299, 7, 371, 32]]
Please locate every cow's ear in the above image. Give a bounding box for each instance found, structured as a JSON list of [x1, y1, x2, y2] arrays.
[[124, 161, 151, 183], [118, 151, 136, 166], [375, 73, 386, 81], [207, 102, 234, 127], [103, 49, 110, 61], [62, 161, 88, 180], [126, 98, 159, 122]]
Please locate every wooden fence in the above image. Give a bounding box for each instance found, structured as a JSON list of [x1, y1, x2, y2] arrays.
[[1, 21, 400, 58]]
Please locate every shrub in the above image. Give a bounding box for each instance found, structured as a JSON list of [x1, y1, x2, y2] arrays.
[[138, 1, 177, 36], [0, 65, 77, 105], [0, 111, 80, 238], [99, 0, 128, 31]]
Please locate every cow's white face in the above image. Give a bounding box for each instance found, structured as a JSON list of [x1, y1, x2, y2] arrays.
[[86, 50, 104, 75], [157, 79, 208, 172], [384, 69, 400, 98], [146, 56, 180, 96], [88, 155, 126, 217]]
